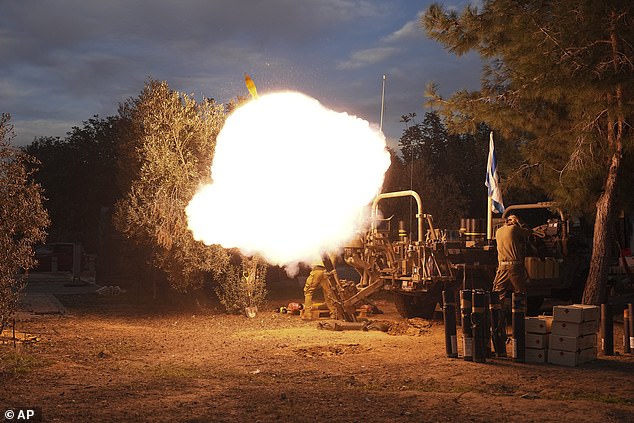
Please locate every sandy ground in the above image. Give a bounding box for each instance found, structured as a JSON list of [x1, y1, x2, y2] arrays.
[[1, 280, 633, 423]]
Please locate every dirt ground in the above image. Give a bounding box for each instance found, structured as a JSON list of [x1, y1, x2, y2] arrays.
[[1, 281, 633, 423]]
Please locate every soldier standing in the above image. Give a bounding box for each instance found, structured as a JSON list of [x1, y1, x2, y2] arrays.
[[490, 214, 534, 353], [492, 214, 533, 302]]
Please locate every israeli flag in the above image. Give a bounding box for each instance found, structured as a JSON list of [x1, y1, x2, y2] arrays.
[[485, 131, 504, 214]]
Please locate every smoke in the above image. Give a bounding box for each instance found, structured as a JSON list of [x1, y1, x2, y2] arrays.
[[186, 91, 390, 273]]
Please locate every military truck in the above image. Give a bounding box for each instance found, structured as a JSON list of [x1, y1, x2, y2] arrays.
[[445, 202, 592, 314]]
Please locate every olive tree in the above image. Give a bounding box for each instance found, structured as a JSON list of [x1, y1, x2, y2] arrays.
[[114, 80, 230, 292], [0, 114, 49, 330]]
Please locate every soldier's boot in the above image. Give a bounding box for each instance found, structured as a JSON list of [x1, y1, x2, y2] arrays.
[[302, 294, 313, 320]]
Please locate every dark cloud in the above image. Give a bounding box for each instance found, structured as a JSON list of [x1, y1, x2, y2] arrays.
[[0, 0, 480, 147]]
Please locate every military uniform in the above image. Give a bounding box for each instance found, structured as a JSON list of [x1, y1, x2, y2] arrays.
[[492, 219, 533, 300], [490, 217, 533, 355], [303, 263, 335, 319]]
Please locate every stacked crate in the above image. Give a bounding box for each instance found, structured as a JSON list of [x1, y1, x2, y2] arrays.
[[548, 304, 600, 367], [525, 315, 553, 363]]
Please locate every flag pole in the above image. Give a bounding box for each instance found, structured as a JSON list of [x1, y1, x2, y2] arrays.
[[487, 196, 493, 241], [487, 130, 493, 241], [486, 130, 503, 242]]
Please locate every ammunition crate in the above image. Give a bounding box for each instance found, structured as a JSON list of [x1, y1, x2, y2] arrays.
[[525, 348, 548, 364], [553, 304, 600, 323], [548, 347, 597, 367], [551, 320, 599, 337], [525, 316, 553, 334], [526, 333, 549, 349], [549, 333, 596, 352]]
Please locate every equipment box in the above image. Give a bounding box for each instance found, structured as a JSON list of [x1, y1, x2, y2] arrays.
[[525, 316, 553, 334], [543, 257, 560, 278], [549, 333, 596, 352], [548, 347, 597, 367], [551, 320, 599, 337], [553, 304, 600, 323], [526, 257, 560, 279], [525, 348, 547, 363], [526, 333, 549, 349], [525, 257, 545, 279]]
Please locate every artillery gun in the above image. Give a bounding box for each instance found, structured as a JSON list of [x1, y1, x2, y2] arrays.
[[320, 190, 459, 321], [317, 193, 598, 321]]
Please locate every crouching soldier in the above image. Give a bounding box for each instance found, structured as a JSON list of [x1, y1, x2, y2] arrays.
[[303, 261, 336, 320]]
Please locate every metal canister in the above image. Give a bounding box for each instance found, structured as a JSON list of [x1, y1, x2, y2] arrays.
[[484, 291, 492, 358], [601, 304, 614, 356], [460, 290, 473, 361], [489, 294, 506, 357], [442, 290, 458, 358], [471, 290, 487, 363], [629, 304, 634, 354], [511, 292, 526, 362], [624, 307, 631, 354]]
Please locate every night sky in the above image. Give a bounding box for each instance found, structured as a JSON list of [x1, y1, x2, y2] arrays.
[[1, 0, 482, 149]]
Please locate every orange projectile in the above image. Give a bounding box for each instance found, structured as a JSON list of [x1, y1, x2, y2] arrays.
[[244, 73, 259, 99]]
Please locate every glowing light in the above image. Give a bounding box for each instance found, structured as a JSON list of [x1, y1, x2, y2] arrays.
[[244, 73, 259, 99], [186, 91, 390, 271]]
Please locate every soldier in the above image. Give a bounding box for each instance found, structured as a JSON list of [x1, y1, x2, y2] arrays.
[[491, 214, 534, 353], [492, 214, 534, 302], [302, 261, 335, 320]]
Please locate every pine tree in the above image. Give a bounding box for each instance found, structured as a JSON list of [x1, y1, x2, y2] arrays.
[[423, 1, 633, 304]]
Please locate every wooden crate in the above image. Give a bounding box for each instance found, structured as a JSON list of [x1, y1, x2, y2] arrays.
[[551, 320, 599, 337], [553, 304, 599, 323], [525, 348, 548, 363], [549, 333, 596, 352], [548, 347, 597, 367], [525, 316, 553, 334]]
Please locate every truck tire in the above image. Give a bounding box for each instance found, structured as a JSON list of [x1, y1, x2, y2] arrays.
[[393, 292, 439, 319]]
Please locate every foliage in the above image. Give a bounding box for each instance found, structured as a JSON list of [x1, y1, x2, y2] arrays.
[[0, 114, 49, 331], [24, 116, 122, 251], [423, 1, 632, 211], [113, 80, 229, 292], [423, 1, 633, 304], [215, 254, 268, 315], [391, 111, 495, 230]]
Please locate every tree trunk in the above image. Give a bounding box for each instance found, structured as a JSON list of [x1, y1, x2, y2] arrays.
[[584, 14, 629, 305], [583, 92, 623, 305], [582, 152, 619, 305]]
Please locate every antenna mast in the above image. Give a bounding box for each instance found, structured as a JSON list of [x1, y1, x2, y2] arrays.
[[379, 74, 386, 133]]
